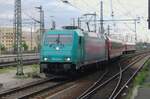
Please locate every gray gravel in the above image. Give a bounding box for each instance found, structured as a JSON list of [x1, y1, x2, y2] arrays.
[[0, 66, 42, 92]]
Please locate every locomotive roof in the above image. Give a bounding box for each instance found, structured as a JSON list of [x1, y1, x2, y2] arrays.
[[107, 36, 123, 43], [46, 29, 84, 36], [84, 32, 99, 37], [124, 42, 136, 45]]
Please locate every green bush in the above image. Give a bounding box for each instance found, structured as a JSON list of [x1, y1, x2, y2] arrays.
[[134, 61, 150, 85]]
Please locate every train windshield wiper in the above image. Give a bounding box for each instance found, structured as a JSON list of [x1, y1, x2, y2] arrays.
[[55, 34, 59, 44], [55, 34, 63, 45]]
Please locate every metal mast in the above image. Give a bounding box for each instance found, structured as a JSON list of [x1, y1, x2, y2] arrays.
[[77, 17, 81, 28], [36, 6, 45, 51], [107, 25, 110, 36], [41, 6, 45, 38], [14, 0, 24, 75], [134, 19, 137, 43], [100, 1, 104, 34], [30, 26, 33, 51], [72, 18, 75, 26], [94, 12, 97, 33], [110, 0, 115, 29], [148, 0, 150, 29], [110, 0, 114, 21]]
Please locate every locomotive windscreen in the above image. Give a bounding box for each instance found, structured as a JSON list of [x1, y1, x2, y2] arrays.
[[44, 34, 73, 45]]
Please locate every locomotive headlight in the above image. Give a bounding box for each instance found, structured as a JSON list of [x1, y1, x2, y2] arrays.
[[66, 57, 71, 61], [56, 46, 60, 51], [44, 58, 48, 61]]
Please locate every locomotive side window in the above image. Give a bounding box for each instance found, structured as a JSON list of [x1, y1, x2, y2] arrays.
[[79, 37, 82, 45]]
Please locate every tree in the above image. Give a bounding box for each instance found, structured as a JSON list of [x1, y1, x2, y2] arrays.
[[33, 46, 37, 51], [0, 44, 6, 51], [22, 42, 28, 51], [12, 42, 29, 52]]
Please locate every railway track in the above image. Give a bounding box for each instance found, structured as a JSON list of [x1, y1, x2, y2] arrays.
[[0, 53, 39, 58], [77, 53, 149, 99], [0, 77, 70, 99], [0, 52, 149, 99], [109, 56, 149, 99], [0, 51, 146, 68], [0, 54, 39, 67], [0, 59, 39, 67]]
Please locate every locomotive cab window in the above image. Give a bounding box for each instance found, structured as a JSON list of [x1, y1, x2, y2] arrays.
[[44, 34, 73, 45]]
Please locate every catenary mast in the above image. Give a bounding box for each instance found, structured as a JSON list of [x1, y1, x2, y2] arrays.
[[14, 0, 24, 75]]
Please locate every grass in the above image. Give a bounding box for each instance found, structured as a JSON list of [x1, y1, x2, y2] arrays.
[[31, 64, 40, 73], [134, 62, 150, 86], [25, 64, 40, 78], [0, 64, 40, 78], [0, 66, 16, 73], [15, 65, 40, 79]]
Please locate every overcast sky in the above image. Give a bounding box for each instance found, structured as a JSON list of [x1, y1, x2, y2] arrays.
[[0, 0, 81, 27], [68, 0, 150, 42], [0, 0, 149, 42]]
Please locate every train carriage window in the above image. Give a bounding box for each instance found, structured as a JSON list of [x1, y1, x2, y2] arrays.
[[101, 34, 104, 39]]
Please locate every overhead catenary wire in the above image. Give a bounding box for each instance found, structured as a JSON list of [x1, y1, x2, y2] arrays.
[[58, 0, 83, 11], [115, 0, 135, 18], [114, 0, 147, 32]]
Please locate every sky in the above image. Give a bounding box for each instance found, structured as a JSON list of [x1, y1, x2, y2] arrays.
[[0, 0, 149, 42], [0, 0, 81, 27], [68, 0, 150, 42]]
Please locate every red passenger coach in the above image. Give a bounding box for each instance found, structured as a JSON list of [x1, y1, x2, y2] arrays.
[[107, 37, 124, 59], [124, 42, 136, 54]]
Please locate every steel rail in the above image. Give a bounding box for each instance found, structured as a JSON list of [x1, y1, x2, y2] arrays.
[[18, 80, 70, 99], [77, 70, 108, 99], [0, 76, 72, 99], [0, 54, 39, 58], [0, 77, 56, 97], [77, 54, 146, 99], [0, 59, 39, 67], [18, 53, 148, 99], [108, 63, 122, 99], [112, 57, 150, 99]]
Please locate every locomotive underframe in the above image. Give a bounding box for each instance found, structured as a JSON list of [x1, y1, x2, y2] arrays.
[[40, 62, 76, 75]]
